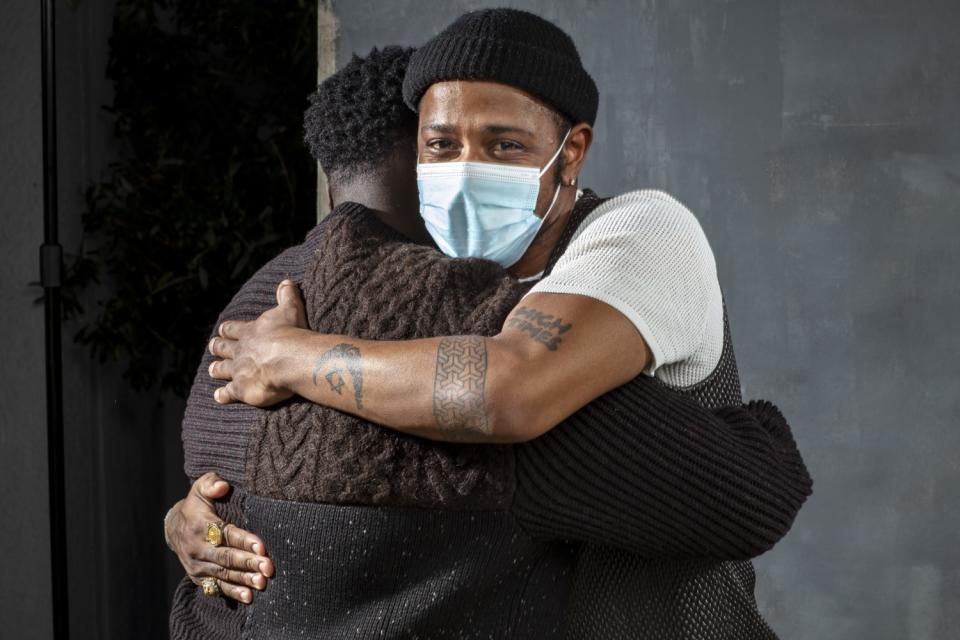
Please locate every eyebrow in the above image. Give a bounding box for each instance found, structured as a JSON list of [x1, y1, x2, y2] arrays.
[[482, 124, 535, 137], [421, 122, 458, 134], [420, 122, 536, 137]]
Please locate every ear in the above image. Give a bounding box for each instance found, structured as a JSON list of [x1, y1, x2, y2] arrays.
[[560, 123, 593, 187]]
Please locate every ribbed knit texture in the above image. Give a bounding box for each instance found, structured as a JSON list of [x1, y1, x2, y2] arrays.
[[168, 489, 247, 639], [520, 320, 786, 638], [402, 8, 599, 125], [180, 225, 330, 485], [172, 193, 813, 639], [242, 495, 576, 639], [511, 365, 811, 561], [173, 226, 331, 640]]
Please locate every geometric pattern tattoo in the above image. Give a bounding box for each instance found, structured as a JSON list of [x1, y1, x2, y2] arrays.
[[432, 336, 490, 434], [312, 343, 364, 410]]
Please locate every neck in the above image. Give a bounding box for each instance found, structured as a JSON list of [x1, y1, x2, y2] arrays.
[[506, 185, 578, 279], [332, 178, 397, 213], [330, 179, 431, 245]]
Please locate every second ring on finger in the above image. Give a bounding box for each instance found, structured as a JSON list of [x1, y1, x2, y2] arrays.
[[224, 582, 253, 604], [203, 577, 252, 604]]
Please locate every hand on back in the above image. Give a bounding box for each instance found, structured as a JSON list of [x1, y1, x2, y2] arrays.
[[164, 472, 274, 604]]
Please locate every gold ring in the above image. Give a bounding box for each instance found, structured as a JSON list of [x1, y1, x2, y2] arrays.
[[206, 520, 226, 547], [201, 577, 221, 597]]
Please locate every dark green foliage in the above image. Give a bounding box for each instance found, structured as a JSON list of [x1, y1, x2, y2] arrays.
[[69, 0, 318, 396]]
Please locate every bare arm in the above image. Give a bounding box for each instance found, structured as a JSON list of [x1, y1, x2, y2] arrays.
[[210, 284, 649, 443], [208, 280, 812, 559]]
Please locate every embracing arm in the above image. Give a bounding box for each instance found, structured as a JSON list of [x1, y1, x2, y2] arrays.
[[211, 281, 812, 559], [211, 288, 813, 559], [208, 191, 813, 558], [510, 389, 813, 560], [211, 288, 650, 444]]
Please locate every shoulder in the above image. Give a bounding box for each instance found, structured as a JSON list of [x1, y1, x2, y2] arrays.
[[558, 189, 717, 280], [575, 189, 710, 250], [218, 221, 330, 326], [531, 189, 723, 375]]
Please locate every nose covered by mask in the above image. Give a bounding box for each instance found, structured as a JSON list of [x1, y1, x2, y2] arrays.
[[416, 129, 571, 268]]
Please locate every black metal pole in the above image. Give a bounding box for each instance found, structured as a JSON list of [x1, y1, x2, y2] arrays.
[[40, 0, 70, 637]]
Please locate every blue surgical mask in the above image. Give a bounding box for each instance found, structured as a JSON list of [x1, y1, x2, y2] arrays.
[[416, 129, 571, 267]]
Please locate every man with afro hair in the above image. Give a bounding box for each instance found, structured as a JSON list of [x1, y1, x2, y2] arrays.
[[303, 45, 431, 244]]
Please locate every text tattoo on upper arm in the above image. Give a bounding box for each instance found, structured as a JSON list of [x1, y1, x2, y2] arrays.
[[312, 343, 364, 410], [432, 336, 490, 434], [505, 306, 573, 351]]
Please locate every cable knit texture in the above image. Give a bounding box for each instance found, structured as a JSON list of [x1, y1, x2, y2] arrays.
[[245, 204, 523, 509]]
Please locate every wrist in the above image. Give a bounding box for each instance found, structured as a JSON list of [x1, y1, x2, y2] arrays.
[[163, 503, 178, 550], [266, 326, 314, 393]]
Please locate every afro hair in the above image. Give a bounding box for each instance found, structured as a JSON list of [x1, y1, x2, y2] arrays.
[[303, 46, 418, 180]]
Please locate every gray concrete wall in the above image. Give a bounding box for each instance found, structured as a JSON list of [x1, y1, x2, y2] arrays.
[[334, 1, 960, 638]]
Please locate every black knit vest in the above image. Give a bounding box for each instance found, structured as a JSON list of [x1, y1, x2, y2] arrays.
[[541, 193, 777, 639]]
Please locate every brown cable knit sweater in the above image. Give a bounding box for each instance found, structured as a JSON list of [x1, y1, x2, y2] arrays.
[[171, 192, 812, 639]]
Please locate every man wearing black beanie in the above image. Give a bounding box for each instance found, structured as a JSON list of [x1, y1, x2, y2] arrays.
[[207, 9, 804, 639]]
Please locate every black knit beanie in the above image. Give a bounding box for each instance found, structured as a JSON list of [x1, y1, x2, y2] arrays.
[[402, 8, 599, 126]]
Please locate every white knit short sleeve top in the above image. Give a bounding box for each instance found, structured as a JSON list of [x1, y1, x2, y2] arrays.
[[525, 189, 724, 389]]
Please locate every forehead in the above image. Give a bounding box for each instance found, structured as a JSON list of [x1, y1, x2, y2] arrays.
[[419, 80, 556, 130]]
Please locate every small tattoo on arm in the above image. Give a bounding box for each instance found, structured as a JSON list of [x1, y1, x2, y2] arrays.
[[312, 343, 364, 410], [325, 370, 345, 395], [432, 336, 490, 435], [504, 305, 573, 351]]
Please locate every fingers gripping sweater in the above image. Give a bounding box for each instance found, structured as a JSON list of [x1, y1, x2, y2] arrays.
[[171, 193, 812, 639]]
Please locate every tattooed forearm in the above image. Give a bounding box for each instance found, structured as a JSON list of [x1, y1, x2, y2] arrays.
[[504, 306, 573, 351], [432, 336, 490, 434], [312, 343, 364, 410]]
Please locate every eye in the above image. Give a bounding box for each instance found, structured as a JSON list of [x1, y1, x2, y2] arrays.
[[426, 138, 456, 151], [421, 138, 460, 161], [493, 140, 524, 152]]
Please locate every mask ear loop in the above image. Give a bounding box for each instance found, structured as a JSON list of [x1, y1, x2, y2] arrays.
[[538, 128, 572, 221], [538, 128, 572, 179]]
